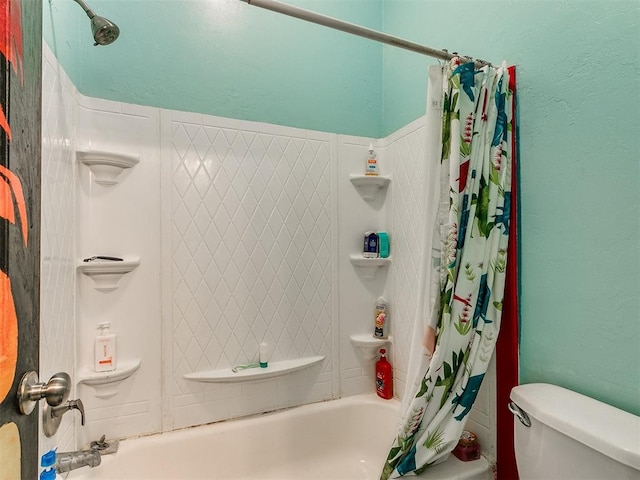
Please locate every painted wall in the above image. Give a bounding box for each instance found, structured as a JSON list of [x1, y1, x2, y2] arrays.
[[42, 0, 383, 137], [382, 1, 640, 415], [43, 0, 640, 417]]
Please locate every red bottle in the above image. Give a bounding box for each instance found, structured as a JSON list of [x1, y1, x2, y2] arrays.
[[452, 430, 481, 461], [375, 348, 393, 399]]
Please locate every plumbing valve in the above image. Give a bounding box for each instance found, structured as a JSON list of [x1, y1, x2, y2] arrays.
[[54, 399, 86, 424], [43, 398, 86, 437]]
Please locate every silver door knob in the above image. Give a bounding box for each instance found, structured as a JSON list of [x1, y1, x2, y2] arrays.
[[17, 371, 71, 415]]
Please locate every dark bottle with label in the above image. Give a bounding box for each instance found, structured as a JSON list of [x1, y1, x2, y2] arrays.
[[363, 231, 379, 258]]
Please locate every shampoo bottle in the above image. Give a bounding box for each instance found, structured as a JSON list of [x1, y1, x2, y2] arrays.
[[375, 348, 393, 400], [374, 296, 388, 339], [365, 143, 379, 176], [94, 322, 117, 372]]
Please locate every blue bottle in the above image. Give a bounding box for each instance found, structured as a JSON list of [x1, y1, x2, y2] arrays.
[[363, 232, 379, 258]]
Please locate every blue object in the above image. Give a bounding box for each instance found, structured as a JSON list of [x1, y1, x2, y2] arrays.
[[41, 450, 56, 468], [40, 450, 57, 480], [40, 469, 56, 480]]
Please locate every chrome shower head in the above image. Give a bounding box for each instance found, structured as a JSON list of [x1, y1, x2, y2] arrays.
[[72, 0, 120, 46], [90, 14, 120, 46]]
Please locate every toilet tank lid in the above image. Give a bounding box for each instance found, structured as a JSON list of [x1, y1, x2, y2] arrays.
[[510, 383, 640, 471]]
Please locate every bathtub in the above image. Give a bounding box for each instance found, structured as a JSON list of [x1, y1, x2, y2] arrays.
[[68, 394, 493, 480]]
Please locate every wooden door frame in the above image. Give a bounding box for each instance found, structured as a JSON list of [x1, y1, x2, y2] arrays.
[[0, 0, 42, 478]]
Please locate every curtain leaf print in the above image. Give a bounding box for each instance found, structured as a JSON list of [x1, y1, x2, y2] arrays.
[[380, 60, 516, 479]]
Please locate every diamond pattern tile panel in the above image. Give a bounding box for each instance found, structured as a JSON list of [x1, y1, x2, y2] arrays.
[[390, 123, 427, 380], [170, 118, 333, 394]]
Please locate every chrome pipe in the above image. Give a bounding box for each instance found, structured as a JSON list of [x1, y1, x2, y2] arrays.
[[72, 0, 96, 18], [240, 0, 491, 67]]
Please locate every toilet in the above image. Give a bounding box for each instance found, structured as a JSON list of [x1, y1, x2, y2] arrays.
[[509, 383, 640, 479]]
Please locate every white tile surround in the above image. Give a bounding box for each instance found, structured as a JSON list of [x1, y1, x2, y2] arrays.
[[162, 112, 338, 430], [40, 43, 495, 461], [40, 43, 78, 457]]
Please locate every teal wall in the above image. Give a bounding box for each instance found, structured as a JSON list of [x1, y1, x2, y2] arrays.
[[43, 0, 383, 137], [44, 0, 640, 415], [382, 0, 640, 416]]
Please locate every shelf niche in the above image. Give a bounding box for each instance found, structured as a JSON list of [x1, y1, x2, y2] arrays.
[[77, 150, 140, 186], [184, 356, 325, 384], [77, 359, 141, 399], [349, 254, 391, 279], [349, 174, 391, 201], [77, 257, 141, 292], [349, 334, 392, 360]]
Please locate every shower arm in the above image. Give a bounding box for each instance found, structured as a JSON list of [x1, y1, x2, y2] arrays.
[[72, 0, 97, 19], [239, 0, 492, 67]]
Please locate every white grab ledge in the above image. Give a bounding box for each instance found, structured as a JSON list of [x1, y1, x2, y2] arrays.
[[184, 356, 325, 383]]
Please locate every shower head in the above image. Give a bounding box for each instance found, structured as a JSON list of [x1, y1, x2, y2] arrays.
[[90, 14, 120, 46], [72, 0, 120, 46]]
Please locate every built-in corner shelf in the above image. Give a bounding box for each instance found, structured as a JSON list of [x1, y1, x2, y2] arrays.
[[349, 174, 391, 201], [349, 254, 391, 279], [77, 359, 141, 399], [77, 257, 141, 292], [350, 334, 392, 360], [183, 356, 325, 384], [77, 150, 140, 186]]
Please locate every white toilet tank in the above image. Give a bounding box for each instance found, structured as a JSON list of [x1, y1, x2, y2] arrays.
[[509, 383, 640, 480]]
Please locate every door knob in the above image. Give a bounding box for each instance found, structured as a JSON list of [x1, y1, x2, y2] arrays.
[[17, 371, 71, 415]]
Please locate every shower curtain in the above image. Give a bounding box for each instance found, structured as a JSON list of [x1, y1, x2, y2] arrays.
[[380, 59, 516, 479]]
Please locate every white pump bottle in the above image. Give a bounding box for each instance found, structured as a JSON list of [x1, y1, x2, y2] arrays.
[[365, 143, 379, 176], [94, 322, 117, 372]]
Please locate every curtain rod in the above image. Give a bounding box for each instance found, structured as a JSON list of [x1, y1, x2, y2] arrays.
[[240, 0, 492, 67]]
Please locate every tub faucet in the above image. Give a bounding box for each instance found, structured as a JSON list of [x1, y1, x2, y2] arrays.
[[56, 449, 101, 474]]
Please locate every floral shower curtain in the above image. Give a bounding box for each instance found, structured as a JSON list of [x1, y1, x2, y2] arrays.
[[380, 59, 516, 479]]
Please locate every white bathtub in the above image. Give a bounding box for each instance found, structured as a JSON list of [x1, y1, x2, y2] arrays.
[[68, 394, 492, 480]]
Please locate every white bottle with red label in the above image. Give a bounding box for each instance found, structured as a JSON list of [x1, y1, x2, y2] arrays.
[[365, 143, 379, 176], [94, 322, 117, 372], [375, 348, 393, 400]]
